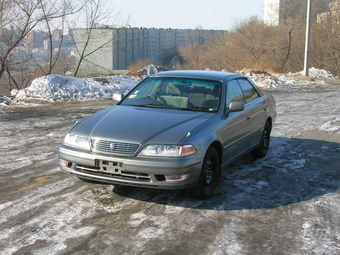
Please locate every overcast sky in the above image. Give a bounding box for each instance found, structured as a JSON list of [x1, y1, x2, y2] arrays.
[[115, 0, 264, 30]]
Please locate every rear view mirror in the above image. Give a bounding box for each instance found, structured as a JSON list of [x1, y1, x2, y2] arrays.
[[227, 101, 244, 114], [113, 93, 123, 102]]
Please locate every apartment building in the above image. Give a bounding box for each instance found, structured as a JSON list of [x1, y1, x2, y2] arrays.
[[73, 27, 227, 72], [264, 0, 331, 26]]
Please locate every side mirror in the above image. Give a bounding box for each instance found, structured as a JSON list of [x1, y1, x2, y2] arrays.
[[113, 93, 123, 102], [226, 101, 244, 115]]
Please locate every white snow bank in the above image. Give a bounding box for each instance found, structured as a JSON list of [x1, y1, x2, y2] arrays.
[[291, 67, 338, 80], [240, 67, 338, 89], [2, 66, 338, 106], [11, 74, 140, 102], [248, 73, 296, 89]]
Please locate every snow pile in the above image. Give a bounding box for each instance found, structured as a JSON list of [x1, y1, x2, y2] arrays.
[[11, 75, 140, 102], [248, 73, 296, 89], [237, 68, 298, 89], [137, 64, 167, 75], [291, 67, 338, 80], [1, 67, 338, 106], [0, 95, 12, 105], [240, 67, 338, 89]]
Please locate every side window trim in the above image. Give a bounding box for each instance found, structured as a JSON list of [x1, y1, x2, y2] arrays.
[[236, 78, 259, 104]]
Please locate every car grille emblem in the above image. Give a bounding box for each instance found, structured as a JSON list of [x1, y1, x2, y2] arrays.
[[110, 143, 116, 151]]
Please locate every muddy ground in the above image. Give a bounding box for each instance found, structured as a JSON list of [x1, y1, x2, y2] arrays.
[[0, 83, 340, 255]]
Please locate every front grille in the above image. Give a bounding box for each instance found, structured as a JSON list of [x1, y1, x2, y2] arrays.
[[75, 164, 151, 182], [91, 139, 140, 156]]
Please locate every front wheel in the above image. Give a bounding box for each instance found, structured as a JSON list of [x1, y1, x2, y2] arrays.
[[251, 121, 271, 158], [188, 147, 220, 199]]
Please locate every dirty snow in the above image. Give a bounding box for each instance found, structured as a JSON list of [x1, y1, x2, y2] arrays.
[[1, 65, 338, 106], [10, 74, 141, 103]]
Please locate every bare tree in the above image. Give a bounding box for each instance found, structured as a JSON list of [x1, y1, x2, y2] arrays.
[[312, 0, 340, 76], [32, 0, 82, 75], [0, 0, 81, 92], [226, 2, 307, 73], [0, 0, 47, 79], [178, 28, 210, 70], [71, 0, 125, 77], [228, 16, 271, 70], [278, 1, 306, 71], [0, 1, 46, 92], [0, 0, 129, 94], [197, 34, 234, 71]]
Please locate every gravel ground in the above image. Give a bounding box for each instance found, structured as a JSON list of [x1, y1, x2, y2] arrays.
[[0, 82, 340, 255]]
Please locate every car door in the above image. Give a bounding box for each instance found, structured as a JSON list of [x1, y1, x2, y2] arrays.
[[221, 79, 252, 165], [237, 78, 267, 148]]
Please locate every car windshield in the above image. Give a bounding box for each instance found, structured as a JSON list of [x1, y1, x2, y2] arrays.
[[121, 77, 222, 112]]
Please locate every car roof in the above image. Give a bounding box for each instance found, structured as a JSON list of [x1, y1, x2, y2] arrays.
[[151, 70, 245, 81]]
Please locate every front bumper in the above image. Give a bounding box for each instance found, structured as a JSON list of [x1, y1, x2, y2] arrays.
[[59, 144, 202, 189]]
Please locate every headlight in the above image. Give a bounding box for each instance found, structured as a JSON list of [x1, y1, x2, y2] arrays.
[[64, 133, 90, 150], [139, 144, 196, 157]]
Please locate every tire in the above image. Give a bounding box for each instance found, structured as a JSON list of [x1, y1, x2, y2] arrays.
[[251, 121, 271, 158], [189, 147, 220, 199]]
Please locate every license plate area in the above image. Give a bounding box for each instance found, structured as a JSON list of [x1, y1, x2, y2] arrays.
[[98, 160, 123, 174]]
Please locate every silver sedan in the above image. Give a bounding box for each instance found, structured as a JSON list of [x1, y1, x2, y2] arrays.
[[59, 70, 277, 199]]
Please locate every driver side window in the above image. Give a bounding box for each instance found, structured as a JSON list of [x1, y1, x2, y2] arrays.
[[226, 80, 244, 106]]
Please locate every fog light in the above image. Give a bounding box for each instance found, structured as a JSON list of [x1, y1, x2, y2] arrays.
[[165, 174, 189, 182], [60, 159, 70, 167]]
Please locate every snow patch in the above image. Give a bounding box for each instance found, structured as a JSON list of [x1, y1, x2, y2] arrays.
[[1, 67, 338, 106], [10, 74, 140, 103], [291, 67, 338, 79]]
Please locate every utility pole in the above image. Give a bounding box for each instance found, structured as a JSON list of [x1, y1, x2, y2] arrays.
[[304, 0, 313, 77]]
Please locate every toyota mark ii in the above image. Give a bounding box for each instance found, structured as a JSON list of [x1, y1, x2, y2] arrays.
[[59, 70, 277, 199]]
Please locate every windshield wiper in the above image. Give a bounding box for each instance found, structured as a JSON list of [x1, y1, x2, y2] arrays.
[[185, 106, 211, 111], [145, 104, 166, 108], [132, 103, 165, 108]]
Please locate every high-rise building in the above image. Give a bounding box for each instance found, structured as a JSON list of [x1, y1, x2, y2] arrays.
[[73, 27, 227, 72], [264, 0, 332, 26]]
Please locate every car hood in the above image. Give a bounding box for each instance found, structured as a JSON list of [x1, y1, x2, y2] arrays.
[[70, 105, 214, 144]]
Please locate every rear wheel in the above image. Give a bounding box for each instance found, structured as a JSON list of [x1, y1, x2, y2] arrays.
[[189, 147, 220, 199], [251, 121, 271, 158]]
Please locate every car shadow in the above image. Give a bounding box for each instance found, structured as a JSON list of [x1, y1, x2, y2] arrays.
[[112, 136, 340, 210]]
